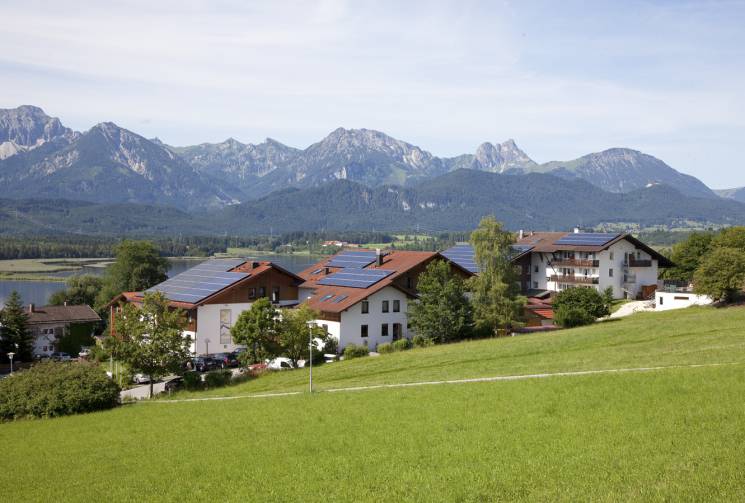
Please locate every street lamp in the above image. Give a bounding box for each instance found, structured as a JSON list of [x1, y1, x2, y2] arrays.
[[7, 352, 15, 374], [306, 321, 316, 393]]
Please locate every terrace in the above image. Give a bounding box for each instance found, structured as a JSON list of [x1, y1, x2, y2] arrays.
[[549, 274, 599, 285]]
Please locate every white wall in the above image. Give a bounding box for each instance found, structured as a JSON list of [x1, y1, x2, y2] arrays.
[[655, 291, 712, 311], [194, 303, 252, 355], [337, 286, 410, 351]]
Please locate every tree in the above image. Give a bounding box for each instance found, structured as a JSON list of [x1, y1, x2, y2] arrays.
[[0, 291, 33, 361], [96, 240, 169, 309], [711, 226, 745, 250], [230, 297, 279, 364], [553, 287, 610, 327], [277, 304, 328, 366], [602, 286, 615, 313], [693, 247, 745, 302], [468, 216, 525, 335], [113, 292, 190, 398], [49, 275, 104, 307], [664, 232, 714, 281], [409, 259, 472, 343]]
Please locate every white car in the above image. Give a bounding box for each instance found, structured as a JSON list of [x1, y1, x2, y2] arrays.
[[78, 348, 92, 358], [132, 373, 151, 384], [267, 357, 295, 370]]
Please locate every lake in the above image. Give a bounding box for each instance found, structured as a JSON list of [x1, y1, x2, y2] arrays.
[[0, 254, 321, 307]]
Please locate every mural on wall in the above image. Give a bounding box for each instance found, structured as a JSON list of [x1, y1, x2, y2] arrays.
[[219, 309, 232, 345]]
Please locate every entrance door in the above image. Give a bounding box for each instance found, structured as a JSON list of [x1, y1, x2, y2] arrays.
[[392, 323, 402, 341]]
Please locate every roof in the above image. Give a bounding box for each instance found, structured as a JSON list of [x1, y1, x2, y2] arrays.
[[27, 305, 101, 325], [444, 231, 673, 271], [298, 249, 460, 313], [113, 259, 303, 309]]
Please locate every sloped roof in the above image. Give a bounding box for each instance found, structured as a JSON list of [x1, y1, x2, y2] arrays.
[[299, 250, 456, 313], [27, 305, 101, 325]]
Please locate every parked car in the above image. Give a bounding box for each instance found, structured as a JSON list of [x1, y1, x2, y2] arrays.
[[50, 352, 72, 362], [132, 373, 151, 384], [211, 352, 241, 368], [78, 348, 92, 359], [247, 362, 267, 373], [267, 357, 295, 370], [163, 376, 183, 392], [189, 357, 218, 372]]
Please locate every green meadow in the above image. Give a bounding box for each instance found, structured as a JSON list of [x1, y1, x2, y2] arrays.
[[1, 306, 744, 502]]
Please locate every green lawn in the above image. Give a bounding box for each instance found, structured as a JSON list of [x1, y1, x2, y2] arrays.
[[1, 306, 745, 502]]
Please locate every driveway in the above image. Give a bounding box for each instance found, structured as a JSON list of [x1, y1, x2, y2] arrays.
[[121, 380, 169, 401], [610, 300, 654, 319]]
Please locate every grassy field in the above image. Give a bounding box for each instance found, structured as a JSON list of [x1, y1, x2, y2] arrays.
[[1, 306, 744, 502], [0, 258, 112, 281]]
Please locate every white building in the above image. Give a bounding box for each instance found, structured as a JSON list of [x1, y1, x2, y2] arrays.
[[26, 304, 101, 357], [655, 289, 712, 311], [298, 250, 473, 351], [111, 259, 303, 355]]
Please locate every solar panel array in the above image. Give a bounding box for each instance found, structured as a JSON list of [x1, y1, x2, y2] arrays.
[[145, 259, 249, 304], [317, 268, 394, 289], [441, 245, 479, 274], [554, 232, 620, 247], [326, 251, 378, 269]]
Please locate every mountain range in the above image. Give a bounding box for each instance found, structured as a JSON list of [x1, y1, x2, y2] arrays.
[[0, 104, 740, 234]]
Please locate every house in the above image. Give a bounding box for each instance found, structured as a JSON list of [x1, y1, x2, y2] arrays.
[[110, 259, 303, 355], [444, 230, 672, 300], [26, 303, 101, 357], [297, 249, 473, 351], [654, 286, 712, 311]]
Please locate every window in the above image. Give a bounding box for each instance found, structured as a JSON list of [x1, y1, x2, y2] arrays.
[[609, 268, 614, 277], [258, 286, 266, 298], [392, 323, 402, 340], [248, 287, 256, 299], [361, 324, 368, 338], [659, 296, 664, 305], [361, 300, 369, 314], [381, 324, 389, 337], [406, 276, 413, 289], [272, 286, 280, 303], [532, 281, 538, 289], [382, 300, 389, 313], [393, 300, 400, 312], [609, 252, 614, 260], [534, 265, 539, 273]]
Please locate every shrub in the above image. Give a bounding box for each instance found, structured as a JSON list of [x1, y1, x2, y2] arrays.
[[0, 362, 120, 421], [377, 342, 394, 354], [322, 337, 339, 356], [343, 344, 369, 359], [182, 371, 202, 391], [555, 306, 595, 328], [392, 338, 412, 351], [553, 287, 610, 321], [204, 370, 233, 388], [412, 335, 434, 348]]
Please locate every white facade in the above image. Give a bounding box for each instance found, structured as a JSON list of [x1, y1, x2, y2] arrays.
[[191, 300, 295, 355], [655, 291, 712, 311], [31, 324, 62, 356], [527, 239, 659, 300]]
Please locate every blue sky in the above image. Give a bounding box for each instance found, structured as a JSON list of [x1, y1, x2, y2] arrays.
[[1, 0, 744, 188]]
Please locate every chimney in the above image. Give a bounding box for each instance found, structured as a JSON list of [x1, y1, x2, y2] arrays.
[[376, 248, 383, 266], [28, 303, 34, 313], [518, 229, 524, 240], [252, 261, 260, 269]]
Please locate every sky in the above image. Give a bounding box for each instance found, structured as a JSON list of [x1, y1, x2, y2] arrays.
[[1, 0, 744, 188]]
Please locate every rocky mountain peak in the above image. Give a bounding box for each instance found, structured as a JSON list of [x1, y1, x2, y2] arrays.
[[0, 105, 77, 158], [473, 139, 536, 173]]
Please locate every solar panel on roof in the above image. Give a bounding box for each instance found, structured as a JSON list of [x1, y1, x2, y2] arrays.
[[317, 268, 393, 289], [145, 259, 249, 303], [554, 233, 620, 246], [442, 245, 479, 273], [332, 294, 348, 304], [326, 251, 378, 269], [320, 294, 334, 302]]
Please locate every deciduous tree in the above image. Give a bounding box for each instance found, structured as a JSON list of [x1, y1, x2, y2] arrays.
[[230, 297, 279, 364], [96, 240, 169, 309], [409, 259, 472, 343], [49, 275, 104, 308], [693, 247, 745, 302], [277, 304, 327, 366], [468, 216, 525, 335], [113, 292, 190, 398]]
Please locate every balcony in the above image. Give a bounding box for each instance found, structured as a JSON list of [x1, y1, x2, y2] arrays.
[[625, 259, 652, 267], [550, 259, 599, 268], [549, 274, 599, 285]]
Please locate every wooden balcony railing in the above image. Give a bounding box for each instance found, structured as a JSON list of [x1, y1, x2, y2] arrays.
[[625, 259, 652, 267], [550, 259, 599, 268], [549, 274, 599, 285]]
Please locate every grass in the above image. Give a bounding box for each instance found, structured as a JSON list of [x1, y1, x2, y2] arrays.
[[1, 306, 745, 501], [0, 258, 113, 280]]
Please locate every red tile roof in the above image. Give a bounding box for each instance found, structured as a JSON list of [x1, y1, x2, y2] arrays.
[[27, 305, 101, 325]]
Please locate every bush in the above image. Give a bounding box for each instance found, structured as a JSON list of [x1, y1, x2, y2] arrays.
[[0, 362, 120, 421], [553, 287, 610, 321], [182, 371, 202, 391], [204, 370, 233, 388], [555, 306, 595, 328], [392, 338, 412, 351], [377, 342, 394, 354], [322, 337, 339, 355], [343, 344, 369, 359], [412, 335, 434, 348]]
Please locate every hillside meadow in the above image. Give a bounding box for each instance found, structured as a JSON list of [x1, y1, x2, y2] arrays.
[[1, 306, 744, 502]]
